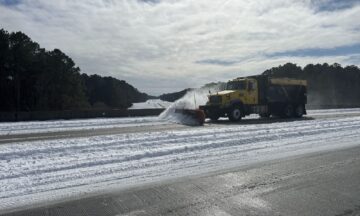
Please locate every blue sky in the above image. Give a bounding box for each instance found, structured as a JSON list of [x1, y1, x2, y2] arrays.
[[268, 43, 360, 58], [0, 0, 359, 95], [313, 0, 359, 11], [0, 0, 21, 6]]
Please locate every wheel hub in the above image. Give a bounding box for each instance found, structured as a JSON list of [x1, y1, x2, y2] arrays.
[[233, 109, 241, 119]]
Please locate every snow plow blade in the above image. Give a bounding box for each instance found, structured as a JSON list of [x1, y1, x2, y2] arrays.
[[174, 109, 205, 126]]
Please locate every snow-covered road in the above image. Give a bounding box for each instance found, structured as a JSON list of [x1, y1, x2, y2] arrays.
[[1, 108, 360, 136], [0, 116, 166, 136], [1, 109, 360, 213]]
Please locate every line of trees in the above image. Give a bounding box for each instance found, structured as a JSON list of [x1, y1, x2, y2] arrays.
[[81, 74, 149, 109], [159, 88, 191, 102], [0, 29, 151, 112]]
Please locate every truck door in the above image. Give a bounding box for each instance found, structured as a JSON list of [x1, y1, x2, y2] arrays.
[[247, 79, 259, 105]]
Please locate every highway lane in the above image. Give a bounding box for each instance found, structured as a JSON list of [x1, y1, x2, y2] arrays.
[[1, 109, 360, 144], [0, 123, 187, 144], [3, 144, 360, 216]]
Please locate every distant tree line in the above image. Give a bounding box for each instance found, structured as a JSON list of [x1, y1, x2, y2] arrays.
[[159, 88, 191, 102], [161, 63, 360, 107], [0, 29, 151, 112], [81, 74, 149, 109]]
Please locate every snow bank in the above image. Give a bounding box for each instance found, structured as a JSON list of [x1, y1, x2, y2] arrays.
[[129, 99, 172, 109]]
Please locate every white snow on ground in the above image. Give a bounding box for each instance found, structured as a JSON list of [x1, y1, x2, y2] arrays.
[[0, 116, 167, 136], [129, 99, 172, 109], [1, 108, 360, 136], [1, 113, 360, 212], [307, 108, 360, 115]]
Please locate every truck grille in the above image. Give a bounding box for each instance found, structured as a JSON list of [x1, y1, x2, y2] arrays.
[[209, 95, 222, 104]]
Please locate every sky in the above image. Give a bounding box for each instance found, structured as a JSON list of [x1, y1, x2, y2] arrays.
[[0, 0, 360, 95]]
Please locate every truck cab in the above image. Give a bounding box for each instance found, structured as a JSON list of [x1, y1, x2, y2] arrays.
[[226, 78, 259, 104], [202, 77, 261, 121]]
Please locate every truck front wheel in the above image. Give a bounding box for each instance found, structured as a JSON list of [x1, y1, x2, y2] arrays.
[[228, 107, 242, 122]]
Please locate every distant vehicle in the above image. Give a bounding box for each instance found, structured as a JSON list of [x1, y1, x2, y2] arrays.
[[200, 75, 307, 121]]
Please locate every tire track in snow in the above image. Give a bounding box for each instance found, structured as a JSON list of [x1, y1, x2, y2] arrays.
[[0, 115, 356, 157], [1, 108, 360, 137], [0, 116, 165, 136], [1, 117, 360, 179]]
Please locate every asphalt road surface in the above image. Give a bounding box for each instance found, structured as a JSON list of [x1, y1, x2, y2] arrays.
[[1, 110, 360, 216], [3, 145, 360, 216], [1, 110, 360, 144]]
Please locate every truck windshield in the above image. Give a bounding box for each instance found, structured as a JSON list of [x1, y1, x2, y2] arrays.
[[226, 81, 246, 90]]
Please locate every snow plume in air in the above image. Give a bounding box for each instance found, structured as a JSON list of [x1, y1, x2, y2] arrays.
[[159, 88, 215, 126]]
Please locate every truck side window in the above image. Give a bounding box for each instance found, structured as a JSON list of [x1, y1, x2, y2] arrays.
[[248, 81, 254, 91]]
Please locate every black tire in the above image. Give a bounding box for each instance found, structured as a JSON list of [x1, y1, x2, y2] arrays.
[[228, 106, 242, 122], [282, 104, 294, 118], [294, 104, 304, 118]]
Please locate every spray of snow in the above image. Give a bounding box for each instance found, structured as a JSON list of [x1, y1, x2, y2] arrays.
[[159, 88, 215, 125]]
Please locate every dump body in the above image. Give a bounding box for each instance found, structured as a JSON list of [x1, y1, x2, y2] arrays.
[[200, 75, 307, 121]]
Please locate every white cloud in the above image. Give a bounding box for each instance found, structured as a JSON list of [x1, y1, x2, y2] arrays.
[[0, 0, 359, 95]]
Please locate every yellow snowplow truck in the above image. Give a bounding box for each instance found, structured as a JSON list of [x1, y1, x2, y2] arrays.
[[199, 75, 307, 121]]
